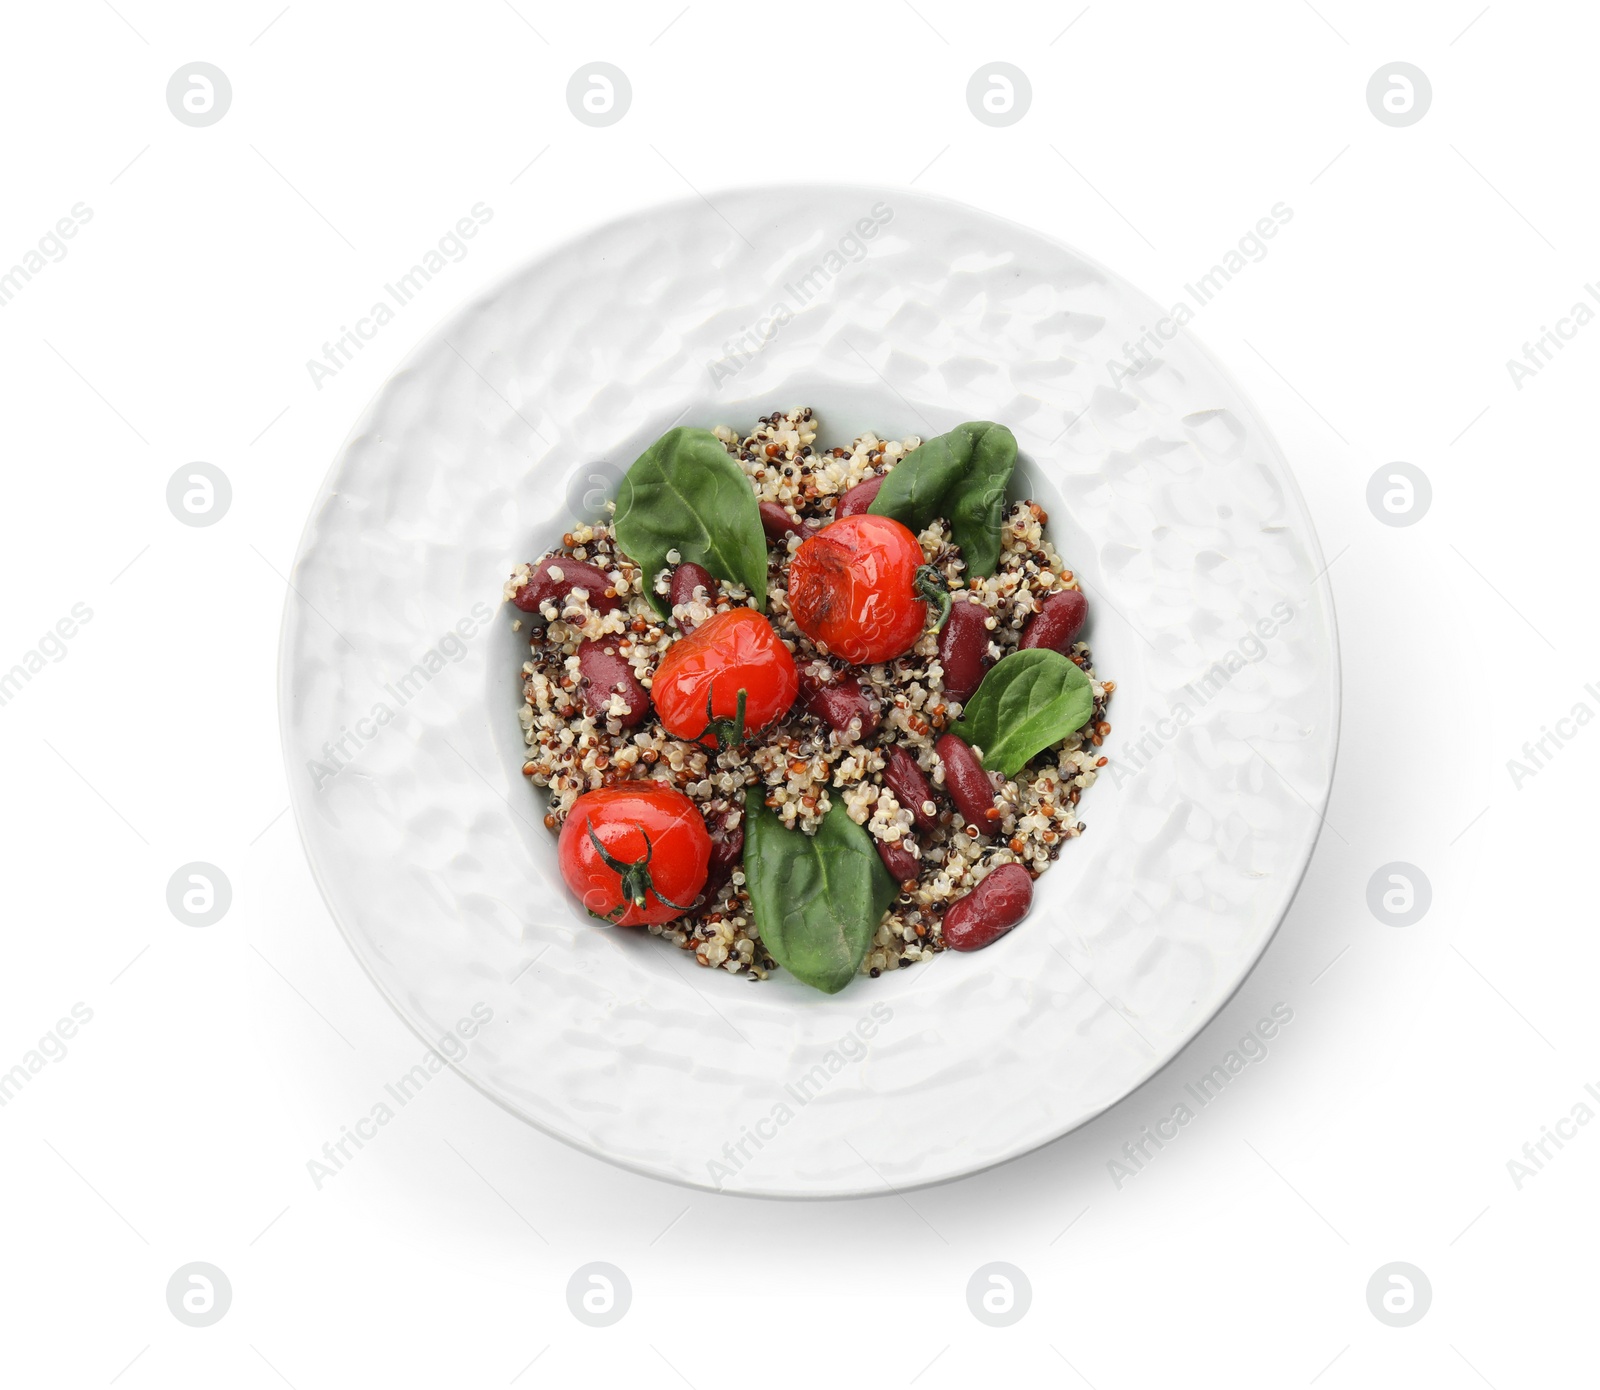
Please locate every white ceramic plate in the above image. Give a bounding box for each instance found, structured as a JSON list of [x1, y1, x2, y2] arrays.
[[278, 185, 1338, 1197]]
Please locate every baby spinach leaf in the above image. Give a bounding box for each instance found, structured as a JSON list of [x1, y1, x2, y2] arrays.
[[943, 424, 1017, 578], [742, 786, 896, 994], [868, 421, 1017, 578], [951, 648, 1095, 778], [868, 425, 974, 530], [613, 427, 768, 616]]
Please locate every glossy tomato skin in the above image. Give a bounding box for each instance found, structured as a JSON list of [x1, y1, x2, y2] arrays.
[[653, 608, 798, 745], [558, 783, 710, 926], [788, 514, 928, 665]]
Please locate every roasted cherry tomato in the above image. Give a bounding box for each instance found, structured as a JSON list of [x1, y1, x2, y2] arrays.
[[653, 607, 798, 747], [558, 783, 710, 925], [787, 513, 945, 665]]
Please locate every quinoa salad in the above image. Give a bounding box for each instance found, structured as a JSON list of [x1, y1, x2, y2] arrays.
[[506, 409, 1113, 993]]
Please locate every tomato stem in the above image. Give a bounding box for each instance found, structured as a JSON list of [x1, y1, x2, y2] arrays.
[[916, 565, 952, 635], [587, 819, 696, 920], [686, 685, 748, 749]]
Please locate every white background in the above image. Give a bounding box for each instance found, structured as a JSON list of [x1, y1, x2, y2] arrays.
[[2, 1, 1593, 1385]]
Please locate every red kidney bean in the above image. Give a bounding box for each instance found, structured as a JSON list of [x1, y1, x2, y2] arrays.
[[876, 833, 921, 885], [760, 501, 807, 541], [935, 733, 998, 832], [575, 638, 650, 726], [942, 863, 1033, 951], [798, 667, 880, 738], [668, 561, 717, 630], [1018, 589, 1089, 654], [938, 598, 991, 705], [834, 475, 883, 517], [698, 820, 744, 904], [511, 556, 620, 620], [883, 746, 939, 833]]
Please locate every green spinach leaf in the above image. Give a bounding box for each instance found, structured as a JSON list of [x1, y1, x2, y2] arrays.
[[742, 786, 896, 994], [868, 421, 1017, 577], [867, 425, 974, 531], [613, 427, 768, 616], [951, 648, 1095, 778], [943, 424, 1017, 577]]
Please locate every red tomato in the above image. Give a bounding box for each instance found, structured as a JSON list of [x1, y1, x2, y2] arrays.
[[788, 514, 934, 665], [558, 784, 711, 925], [653, 608, 798, 747]]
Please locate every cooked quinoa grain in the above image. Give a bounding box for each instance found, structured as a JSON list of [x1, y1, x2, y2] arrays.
[[510, 408, 1111, 980]]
